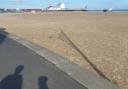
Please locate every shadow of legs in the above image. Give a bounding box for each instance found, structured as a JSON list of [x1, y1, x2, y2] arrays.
[[38, 76, 49, 89]]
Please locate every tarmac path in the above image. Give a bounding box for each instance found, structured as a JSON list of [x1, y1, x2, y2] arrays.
[[0, 33, 88, 89]]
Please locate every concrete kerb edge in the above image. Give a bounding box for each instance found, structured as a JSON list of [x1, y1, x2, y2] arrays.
[[2, 32, 120, 89]]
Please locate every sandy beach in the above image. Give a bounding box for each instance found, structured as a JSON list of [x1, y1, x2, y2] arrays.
[[0, 12, 128, 89]]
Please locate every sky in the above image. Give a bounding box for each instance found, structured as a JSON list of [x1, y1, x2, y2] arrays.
[[0, 0, 128, 9]]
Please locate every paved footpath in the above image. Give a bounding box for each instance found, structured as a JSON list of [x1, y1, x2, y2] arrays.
[[0, 33, 87, 89]]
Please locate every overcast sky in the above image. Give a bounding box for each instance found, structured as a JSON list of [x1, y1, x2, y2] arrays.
[[0, 0, 128, 9]]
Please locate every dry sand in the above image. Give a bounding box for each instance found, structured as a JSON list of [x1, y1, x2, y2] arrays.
[[0, 12, 128, 89]]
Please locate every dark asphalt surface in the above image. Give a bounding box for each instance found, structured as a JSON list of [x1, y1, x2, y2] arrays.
[[0, 34, 88, 89]]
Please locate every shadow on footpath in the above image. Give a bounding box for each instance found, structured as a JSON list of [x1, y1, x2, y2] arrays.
[[38, 76, 49, 89], [0, 65, 50, 89], [0, 65, 24, 89], [0, 27, 8, 44]]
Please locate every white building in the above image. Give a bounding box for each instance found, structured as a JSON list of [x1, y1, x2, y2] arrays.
[[108, 8, 113, 12], [47, 3, 65, 10]]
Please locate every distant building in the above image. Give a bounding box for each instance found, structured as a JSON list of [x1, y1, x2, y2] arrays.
[[21, 9, 42, 12], [0, 8, 5, 13], [6, 9, 16, 12], [84, 6, 88, 10], [108, 8, 113, 12], [47, 3, 65, 11], [103, 8, 113, 12]]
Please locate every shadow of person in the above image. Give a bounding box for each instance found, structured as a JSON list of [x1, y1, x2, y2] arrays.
[[38, 76, 49, 89], [0, 27, 7, 44], [0, 65, 24, 89]]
